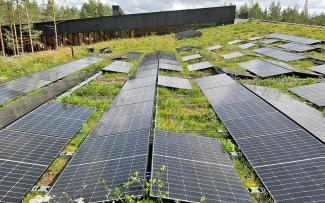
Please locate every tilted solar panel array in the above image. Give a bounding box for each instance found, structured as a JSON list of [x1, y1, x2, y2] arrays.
[[0, 57, 101, 106], [0, 101, 94, 202], [254, 47, 307, 62], [196, 74, 325, 203], [152, 131, 251, 203], [268, 33, 322, 45], [289, 83, 325, 107], [102, 60, 133, 73], [50, 53, 159, 202]]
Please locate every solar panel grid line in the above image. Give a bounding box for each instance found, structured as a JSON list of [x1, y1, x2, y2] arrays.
[[121, 75, 157, 91], [195, 74, 237, 90], [152, 131, 251, 203]]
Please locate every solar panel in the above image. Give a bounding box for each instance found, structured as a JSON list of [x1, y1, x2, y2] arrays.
[[158, 75, 192, 90], [181, 54, 202, 62], [228, 40, 242, 45], [279, 42, 317, 52], [268, 33, 322, 45], [159, 59, 180, 66], [7, 102, 94, 138], [261, 39, 279, 44], [239, 43, 257, 49], [188, 61, 214, 71], [102, 61, 133, 73], [0, 160, 47, 202], [221, 67, 255, 78], [122, 76, 157, 90], [248, 36, 263, 41], [122, 51, 142, 60], [197, 74, 325, 203], [0, 87, 24, 106], [254, 157, 325, 203], [132, 68, 158, 79], [202, 84, 259, 107], [247, 85, 325, 142], [309, 64, 325, 75], [221, 52, 245, 59], [289, 83, 325, 107], [212, 99, 277, 121], [208, 45, 223, 51], [50, 130, 149, 202], [111, 85, 156, 107], [195, 74, 236, 90], [175, 29, 202, 40], [254, 47, 307, 62], [152, 131, 251, 203], [159, 63, 182, 71], [176, 45, 202, 52], [238, 59, 293, 78], [89, 101, 153, 137], [0, 129, 69, 165], [2, 77, 52, 93], [223, 112, 302, 140]]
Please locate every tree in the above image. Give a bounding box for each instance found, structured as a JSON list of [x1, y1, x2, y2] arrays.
[[268, 1, 282, 21], [250, 2, 264, 19], [80, 0, 111, 18], [49, 0, 58, 50], [0, 0, 6, 56], [300, 0, 309, 24], [238, 3, 249, 18], [24, 0, 34, 53]]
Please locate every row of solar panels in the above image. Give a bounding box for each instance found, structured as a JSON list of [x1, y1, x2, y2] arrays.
[[0, 101, 94, 202], [196, 74, 325, 203], [49, 53, 159, 202], [0, 57, 102, 106]]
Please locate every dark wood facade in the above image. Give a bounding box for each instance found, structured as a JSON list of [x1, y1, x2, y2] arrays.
[[0, 6, 236, 54]]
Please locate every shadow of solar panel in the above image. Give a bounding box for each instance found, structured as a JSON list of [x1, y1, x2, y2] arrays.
[[237, 130, 325, 167], [221, 67, 255, 78], [132, 68, 158, 79], [122, 76, 157, 91], [102, 61, 133, 73], [247, 85, 325, 142], [181, 54, 202, 62], [89, 101, 153, 137], [223, 112, 302, 140], [202, 84, 259, 107], [309, 64, 325, 75], [188, 61, 214, 71], [262, 39, 279, 44], [175, 29, 202, 40], [254, 47, 307, 62], [7, 102, 94, 138], [239, 59, 292, 78], [208, 45, 223, 51], [0, 160, 47, 202], [158, 75, 192, 90], [268, 33, 322, 45], [255, 157, 325, 203], [239, 43, 257, 49], [50, 155, 147, 202], [0, 129, 69, 165], [152, 131, 251, 203], [279, 42, 317, 52], [289, 83, 325, 107], [111, 86, 156, 107], [195, 74, 237, 90], [213, 99, 277, 121], [221, 52, 245, 59]]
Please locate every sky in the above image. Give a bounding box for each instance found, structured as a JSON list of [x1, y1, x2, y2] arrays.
[[41, 0, 325, 14]]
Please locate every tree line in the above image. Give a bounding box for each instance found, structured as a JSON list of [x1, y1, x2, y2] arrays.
[[237, 1, 325, 26], [0, 0, 112, 56]]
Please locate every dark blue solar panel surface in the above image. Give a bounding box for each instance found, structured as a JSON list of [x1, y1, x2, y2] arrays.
[[152, 131, 251, 203], [196, 74, 325, 203]]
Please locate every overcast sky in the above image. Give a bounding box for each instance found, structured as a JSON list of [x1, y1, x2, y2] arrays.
[[41, 0, 325, 14]]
